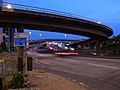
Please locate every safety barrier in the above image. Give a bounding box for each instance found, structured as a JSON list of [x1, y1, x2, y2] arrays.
[[0, 1, 110, 28]]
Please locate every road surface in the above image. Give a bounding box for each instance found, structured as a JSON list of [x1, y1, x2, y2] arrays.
[[28, 52, 120, 90]]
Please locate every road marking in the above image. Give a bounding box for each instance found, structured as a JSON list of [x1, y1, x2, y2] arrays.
[[76, 57, 120, 61], [79, 82, 85, 85], [35, 60, 40, 64], [56, 57, 80, 63], [71, 79, 77, 82], [88, 63, 120, 69], [34, 58, 41, 64], [67, 78, 71, 80], [41, 66, 45, 68]]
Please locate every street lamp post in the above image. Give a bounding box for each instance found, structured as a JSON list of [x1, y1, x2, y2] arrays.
[[17, 27, 24, 72]]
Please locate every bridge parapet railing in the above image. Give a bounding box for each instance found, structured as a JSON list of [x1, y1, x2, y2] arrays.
[[0, 2, 110, 28]]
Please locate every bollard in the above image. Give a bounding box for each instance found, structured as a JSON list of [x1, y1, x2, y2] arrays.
[[18, 57, 23, 71], [27, 57, 33, 71], [0, 77, 3, 90], [0, 67, 3, 90]]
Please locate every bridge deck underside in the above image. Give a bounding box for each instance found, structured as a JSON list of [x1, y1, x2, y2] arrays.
[[0, 9, 113, 39]]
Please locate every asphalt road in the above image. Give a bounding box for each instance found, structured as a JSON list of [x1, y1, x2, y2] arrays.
[[28, 52, 120, 90]]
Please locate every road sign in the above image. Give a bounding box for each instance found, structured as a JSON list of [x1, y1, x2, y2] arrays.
[[14, 33, 28, 46]]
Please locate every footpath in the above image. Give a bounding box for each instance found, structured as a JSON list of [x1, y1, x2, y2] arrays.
[[27, 70, 93, 90], [4, 69, 93, 90]]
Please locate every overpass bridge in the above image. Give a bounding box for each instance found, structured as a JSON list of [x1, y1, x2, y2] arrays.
[[0, 2, 113, 39], [0, 2, 114, 76]]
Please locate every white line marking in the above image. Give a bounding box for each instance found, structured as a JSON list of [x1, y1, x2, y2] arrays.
[[35, 60, 40, 64], [56, 58, 80, 63], [72, 79, 76, 82], [76, 57, 120, 61], [88, 63, 120, 69], [79, 82, 85, 85]]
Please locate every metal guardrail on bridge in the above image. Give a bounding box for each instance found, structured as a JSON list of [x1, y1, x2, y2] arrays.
[[0, 2, 111, 28]]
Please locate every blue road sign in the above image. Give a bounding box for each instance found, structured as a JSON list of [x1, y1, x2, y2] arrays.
[[14, 33, 28, 46], [14, 38, 27, 46]]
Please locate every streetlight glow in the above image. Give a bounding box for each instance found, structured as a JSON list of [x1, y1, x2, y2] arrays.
[[39, 34, 42, 36], [97, 22, 101, 24], [6, 4, 12, 9], [65, 34, 67, 36], [29, 32, 32, 35]]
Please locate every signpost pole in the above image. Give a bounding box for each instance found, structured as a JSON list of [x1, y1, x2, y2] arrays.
[[17, 27, 24, 72], [15, 27, 29, 72]]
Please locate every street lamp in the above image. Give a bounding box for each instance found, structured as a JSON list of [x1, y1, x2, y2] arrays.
[[39, 34, 42, 36], [28, 32, 32, 40], [29, 32, 32, 35], [3, 4, 13, 12], [97, 22, 101, 24], [6, 4, 12, 10]]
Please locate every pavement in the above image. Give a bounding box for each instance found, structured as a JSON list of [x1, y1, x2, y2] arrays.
[[27, 70, 89, 90]]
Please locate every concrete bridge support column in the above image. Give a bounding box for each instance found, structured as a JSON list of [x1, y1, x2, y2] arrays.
[[9, 28, 15, 52], [3, 27, 15, 52], [95, 40, 102, 55], [89, 43, 94, 52]]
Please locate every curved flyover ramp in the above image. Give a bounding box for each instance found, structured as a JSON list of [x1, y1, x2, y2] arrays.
[[0, 2, 113, 39]]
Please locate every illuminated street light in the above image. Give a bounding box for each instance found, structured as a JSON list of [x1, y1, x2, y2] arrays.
[[97, 22, 101, 24], [64, 34, 67, 36], [29, 32, 32, 35], [39, 34, 42, 36], [6, 4, 12, 10]]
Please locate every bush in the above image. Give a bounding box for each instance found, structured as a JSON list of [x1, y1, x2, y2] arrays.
[[0, 41, 7, 52], [11, 73, 27, 88]]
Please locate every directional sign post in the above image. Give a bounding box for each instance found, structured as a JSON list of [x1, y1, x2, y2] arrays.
[[14, 33, 28, 71], [14, 33, 28, 46]]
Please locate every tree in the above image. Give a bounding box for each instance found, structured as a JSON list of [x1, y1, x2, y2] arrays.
[[102, 34, 120, 56]]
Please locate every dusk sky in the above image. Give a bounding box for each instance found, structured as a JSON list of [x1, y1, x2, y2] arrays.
[[4, 0, 120, 40]]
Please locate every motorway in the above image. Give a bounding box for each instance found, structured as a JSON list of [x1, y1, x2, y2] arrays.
[[28, 52, 120, 90]]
